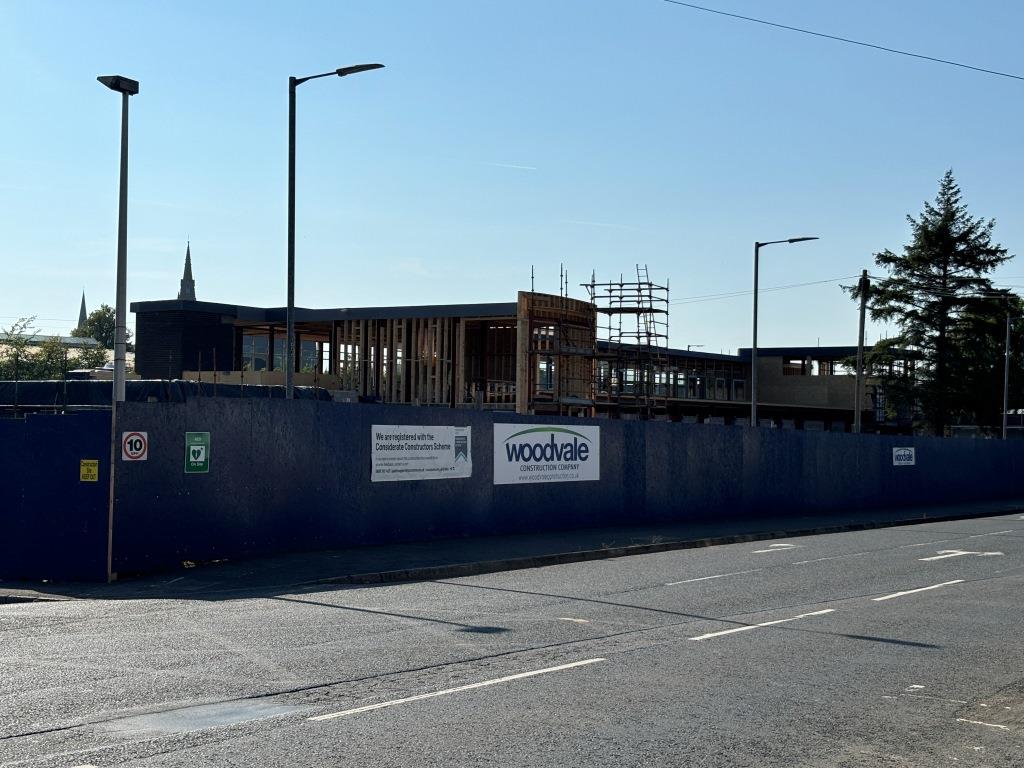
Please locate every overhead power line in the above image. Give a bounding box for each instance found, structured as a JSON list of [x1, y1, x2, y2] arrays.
[[671, 275, 858, 306], [662, 0, 1024, 82]]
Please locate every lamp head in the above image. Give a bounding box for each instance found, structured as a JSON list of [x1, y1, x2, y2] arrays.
[[787, 236, 819, 244], [97, 75, 140, 95], [336, 63, 384, 78]]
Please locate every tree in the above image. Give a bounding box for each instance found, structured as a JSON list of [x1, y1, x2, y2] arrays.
[[944, 292, 1024, 428], [855, 171, 1013, 434], [0, 318, 37, 380], [74, 344, 111, 371], [71, 303, 131, 349], [1, 317, 112, 380]]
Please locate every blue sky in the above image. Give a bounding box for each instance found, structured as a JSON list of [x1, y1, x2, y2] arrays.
[[1, 0, 1021, 352]]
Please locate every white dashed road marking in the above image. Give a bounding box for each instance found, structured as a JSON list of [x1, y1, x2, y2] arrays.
[[872, 580, 964, 601], [665, 569, 760, 585], [793, 551, 872, 565], [558, 617, 590, 623], [309, 658, 606, 721], [899, 539, 959, 549], [752, 543, 800, 554], [689, 609, 835, 641], [918, 550, 1003, 561], [956, 718, 1010, 731], [968, 530, 1014, 538]]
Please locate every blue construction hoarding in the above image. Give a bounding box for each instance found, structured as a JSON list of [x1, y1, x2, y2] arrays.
[[2, 399, 1021, 581]]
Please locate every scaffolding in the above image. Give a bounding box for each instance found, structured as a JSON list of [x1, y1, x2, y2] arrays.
[[584, 265, 670, 418]]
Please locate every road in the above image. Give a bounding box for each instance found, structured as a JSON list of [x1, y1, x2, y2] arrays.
[[2, 513, 1023, 767]]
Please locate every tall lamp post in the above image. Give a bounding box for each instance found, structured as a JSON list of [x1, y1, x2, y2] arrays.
[[1002, 313, 1021, 440], [286, 63, 383, 398], [978, 291, 1019, 440], [853, 269, 871, 434], [97, 74, 139, 583], [751, 236, 818, 426]]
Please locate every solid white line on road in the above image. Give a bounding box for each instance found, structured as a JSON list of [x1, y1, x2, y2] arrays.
[[689, 609, 835, 641], [752, 543, 800, 554], [665, 569, 761, 585], [918, 550, 1002, 561], [968, 530, 1014, 538], [309, 658, 606, 721], [792, 551, 872, 565], [871, 580, 964, 601], [956, 718, 1010, 731]]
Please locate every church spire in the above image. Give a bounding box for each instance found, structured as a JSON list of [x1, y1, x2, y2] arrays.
[[177, 241, 196, 301], [77, 292, 88, 331]]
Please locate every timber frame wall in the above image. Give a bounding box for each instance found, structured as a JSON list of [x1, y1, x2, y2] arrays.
[[516, 292, 598, 416], [235, 312, 532, 408], [226, 294, 599, 413]]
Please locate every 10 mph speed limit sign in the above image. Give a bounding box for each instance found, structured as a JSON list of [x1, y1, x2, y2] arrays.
[[121, 431, 149, 461]]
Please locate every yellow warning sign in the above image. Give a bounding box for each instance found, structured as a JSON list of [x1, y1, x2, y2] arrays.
[[79, 459, 99, 482]]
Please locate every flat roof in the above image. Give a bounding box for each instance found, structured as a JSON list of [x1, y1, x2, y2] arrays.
[[130, 299, 519, 323], [598, 341, 743, 363], [7, 334, 101, 348], [736, 346, 863, 360]]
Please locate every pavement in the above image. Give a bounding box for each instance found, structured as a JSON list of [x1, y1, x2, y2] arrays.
[[1, 503, 1023, 766], [1, 498, 1021, 603]]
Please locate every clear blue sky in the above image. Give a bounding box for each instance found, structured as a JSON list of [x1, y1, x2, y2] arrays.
[[1, 0, 1021, 352]]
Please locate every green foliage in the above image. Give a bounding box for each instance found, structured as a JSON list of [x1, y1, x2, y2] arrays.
[[0, 317, 109, 380], [0, 318, 38, 380], [33, 337, 71, 379], [853, 171, 1015, 433], [71, 303, 131, 349], [75, 345, 111, 371]]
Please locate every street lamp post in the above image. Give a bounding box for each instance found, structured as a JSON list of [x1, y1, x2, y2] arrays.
[[1003, 314, 1011, 440], [976, 291, 1019, 440], [97, 74, 139, 583], [286, 63, 383, 398], [854, 269, 871, 434], [1002, 313, 1021, 440], [97, 75, 138, 403], [751, 237, 819, 427]]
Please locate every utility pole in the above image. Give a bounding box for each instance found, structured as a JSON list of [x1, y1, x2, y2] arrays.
[[854, 269, 870, 433]]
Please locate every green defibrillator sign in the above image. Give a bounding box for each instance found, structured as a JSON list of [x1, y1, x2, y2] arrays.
[[184, 432, 210, 474]]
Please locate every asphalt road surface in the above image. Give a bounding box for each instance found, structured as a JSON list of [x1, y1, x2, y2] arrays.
[[2, 513, 1023, 767]]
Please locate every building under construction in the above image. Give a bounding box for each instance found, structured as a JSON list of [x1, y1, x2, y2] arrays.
[[131, 289, 599, 416], [131, 264, 876, 427]]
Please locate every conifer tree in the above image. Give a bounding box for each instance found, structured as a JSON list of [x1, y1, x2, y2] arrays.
[[857, 171, 1013, 434]]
